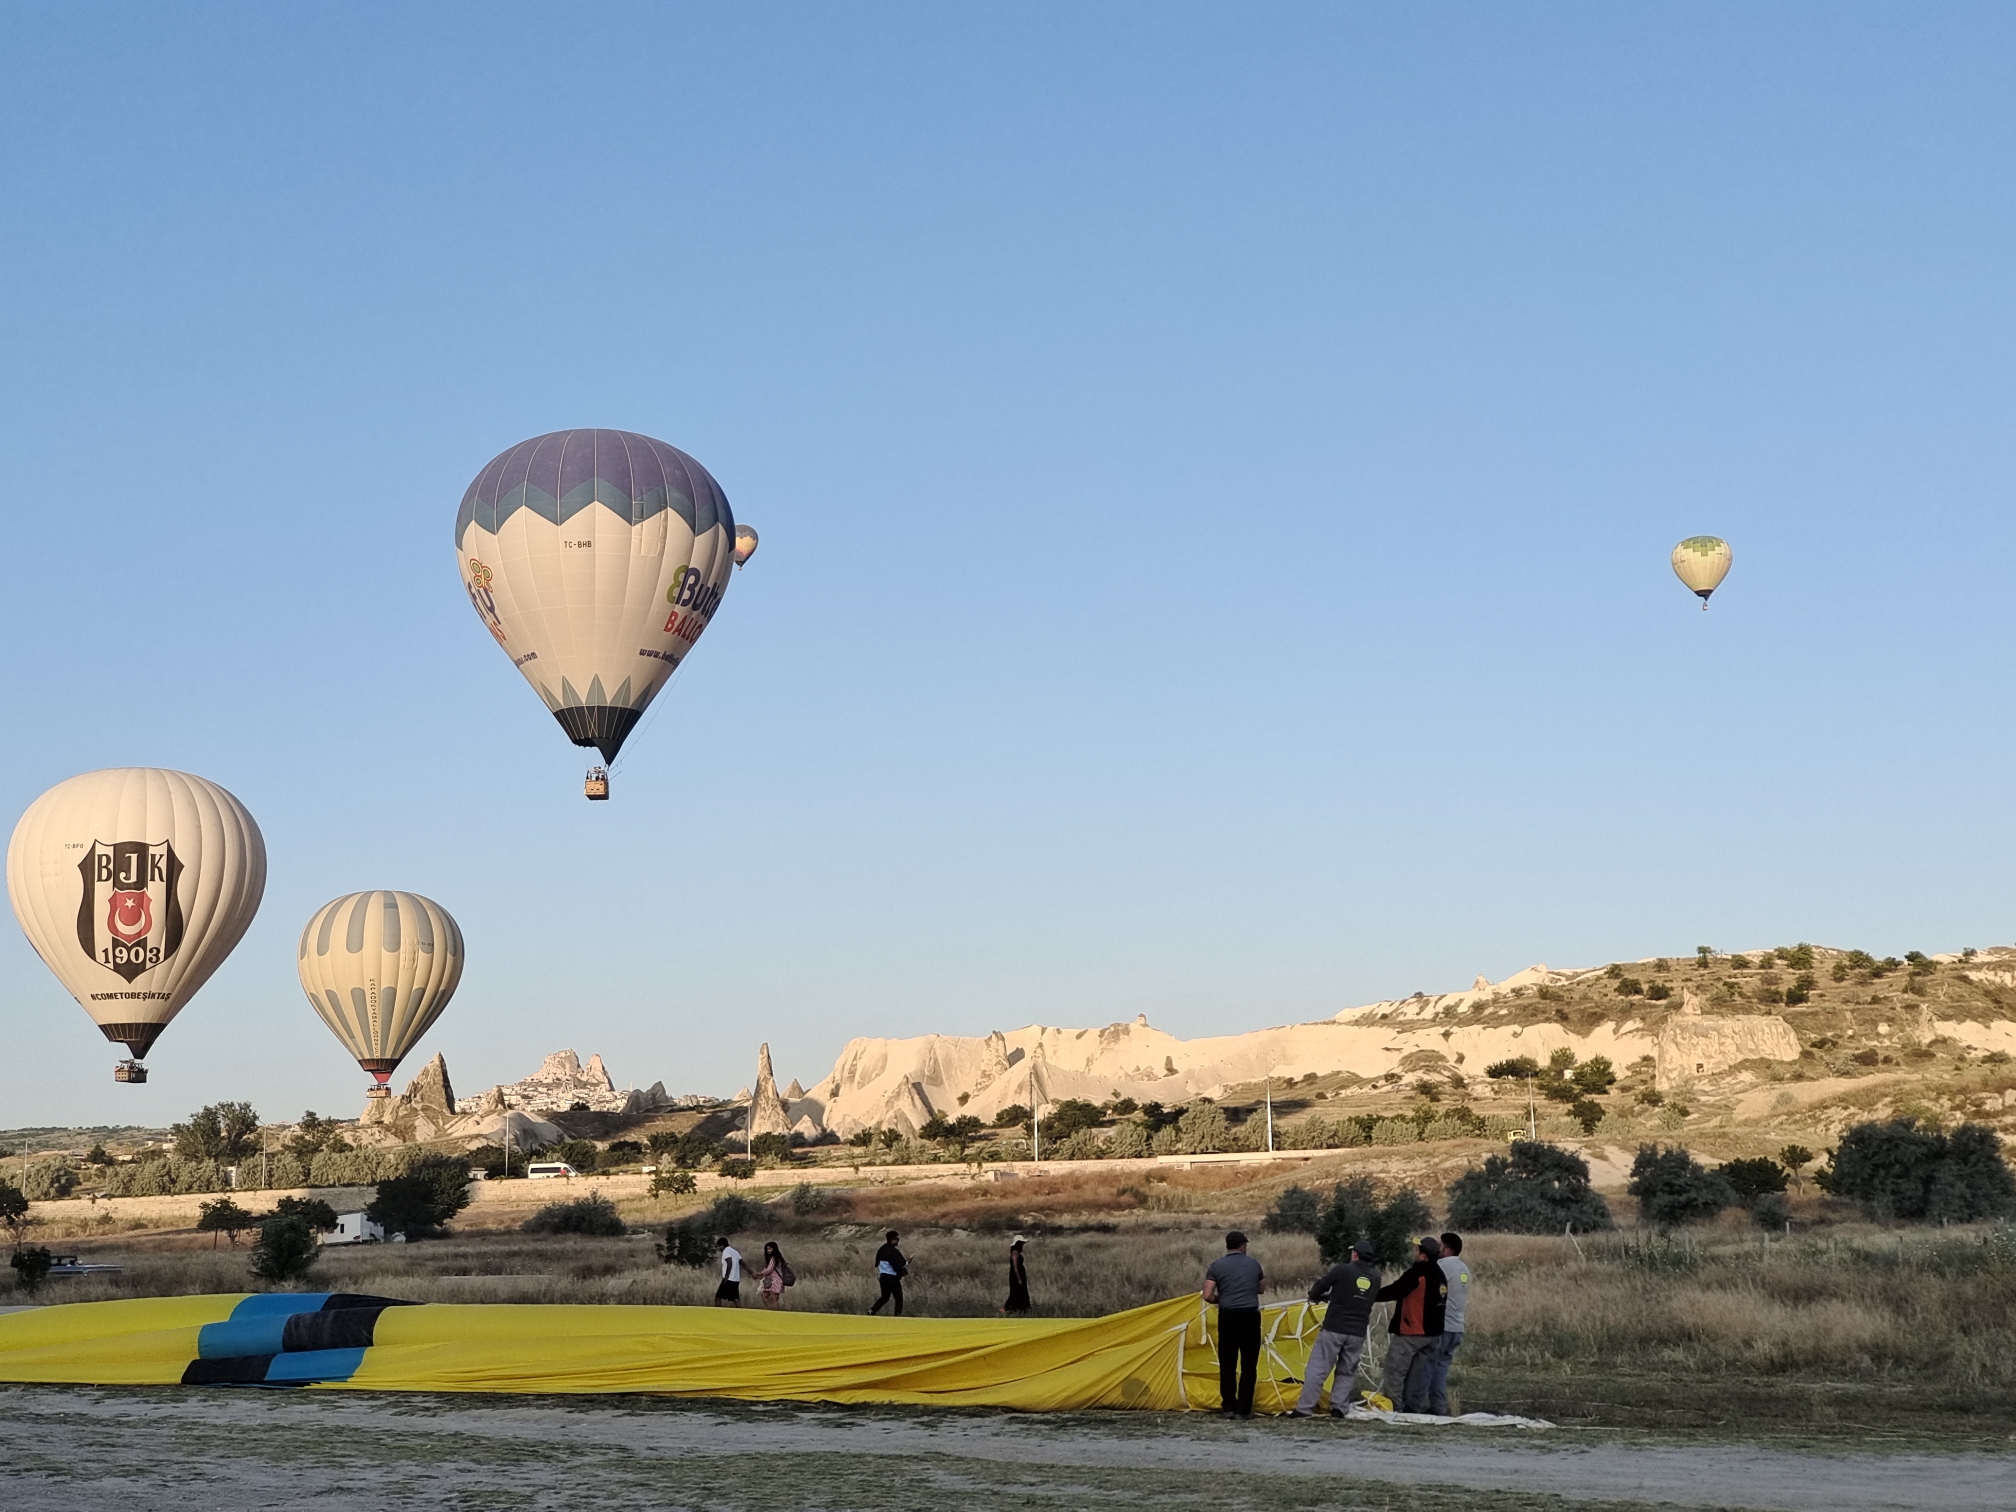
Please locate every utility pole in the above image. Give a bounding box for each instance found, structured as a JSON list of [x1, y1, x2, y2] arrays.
[[1033, 1104, 1041, 1163], [1265, 1078, 1275, 1153]]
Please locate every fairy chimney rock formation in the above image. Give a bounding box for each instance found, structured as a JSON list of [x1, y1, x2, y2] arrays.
[[749, 1043, 792, 1137]]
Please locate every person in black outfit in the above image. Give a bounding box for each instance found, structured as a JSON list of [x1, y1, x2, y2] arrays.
[[869, 1229, 909, 1315], [1202, 1230, 1266, 1416], [1003, 1235, 1031, 1315]]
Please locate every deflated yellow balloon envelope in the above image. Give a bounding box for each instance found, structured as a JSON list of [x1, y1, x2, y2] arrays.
[[1671, 536, 1732, 608]]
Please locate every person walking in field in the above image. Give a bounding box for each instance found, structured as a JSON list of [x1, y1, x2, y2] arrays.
[[1202, 1230, 1265, 1417], [1003, 1235, 1031, 1315], [869, 1230, 909, 1315], [1375, 1236, 1447, 1410], [758, 1240, 791, 1310], [1422, 1231, 1470, 1415], [714, 1236, 743, 1307], [1290, 1237, 1382, 1417]]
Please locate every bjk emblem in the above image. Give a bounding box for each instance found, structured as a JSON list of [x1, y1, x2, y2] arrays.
[[75, 840, 185, 982]]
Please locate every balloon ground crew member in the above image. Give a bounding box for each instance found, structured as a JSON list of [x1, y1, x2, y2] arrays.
[[869, 1230, 909, 1315], [1289, 1237, 1382, 1416], [1425, 1231, 1470, 1415], [1375, 1235, 1448, 1411], [1202, 1230, 1265, 1417]]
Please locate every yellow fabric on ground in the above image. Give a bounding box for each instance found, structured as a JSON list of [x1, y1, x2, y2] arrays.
[[0, 1294, 243, 1385]]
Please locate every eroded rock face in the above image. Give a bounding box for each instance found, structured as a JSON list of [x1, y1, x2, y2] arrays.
[[749, 1043, 791, 1137], [473, 1049, 631, 1114], [1656, 1014, 1801, 1090]]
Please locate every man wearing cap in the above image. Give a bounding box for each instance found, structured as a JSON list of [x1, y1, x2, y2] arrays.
[[1374, 1235, 1448, 1411], [1290, 1237, 1383, 1417], [1202, 1230, 1266, 1417]]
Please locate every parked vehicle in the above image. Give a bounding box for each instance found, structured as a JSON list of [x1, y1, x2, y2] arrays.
[[526, 1162, 580, 1180], [321, 1212, 387, 1246]]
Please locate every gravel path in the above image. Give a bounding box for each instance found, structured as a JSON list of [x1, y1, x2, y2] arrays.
[[1, 1385, 2008, 1511]]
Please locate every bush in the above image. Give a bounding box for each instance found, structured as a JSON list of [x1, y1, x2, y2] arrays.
[[1312, 1177, 1433, 1267], [0, 1180, 28, 1245], [21, 1160, 77, 1201], [695, 1193, 765, 1236], [994, 1105, 1031, 1129], [1615, 976, 1645, 997], [718, 1158, 755, 1181], [522, 1194, 625, 1236], [1752, 1192, 1792, 1230], [1718, 1157, 1789, 1203], [366, 1156, 471, 1239], [548, 1139, 601, 1174], [249, 1216, 321, 1284], [749, 1133, 794, 1163], [1050, 1128, 1105, 1161], [1106, 1121, 1150, 1159], [652, 1167, 698, 1197], [1044, 1099, 1104, 1140], [1175, 1103, 1229, 1155], [272, 1196, 339, 1231], [1568, 1099, 1606, 1136], [10, 1246, 54, 1295], [1628, 1144, 1738, 1228], [1486, 1057, 1539, 1081], [789, 1183, 831, 1216], [656, 1222, 713, 1267], [1263, 1184, 1324, 1234], [196, 1197, 259, 1246], [1826, 1119, 2016, 1223], [1446, 1142, 1615, 1234]]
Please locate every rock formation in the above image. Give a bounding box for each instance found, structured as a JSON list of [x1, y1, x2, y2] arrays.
[[357, 1053, 562, 1150], [464, 1049, 632, 1115], [749, 1044, 791, 1137], [1655, 994, 1802, 1090]]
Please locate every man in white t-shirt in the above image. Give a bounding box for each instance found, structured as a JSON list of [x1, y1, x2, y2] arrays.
[[715, 1236, 743, 1306], [1425, 1230, 1471, 1414]]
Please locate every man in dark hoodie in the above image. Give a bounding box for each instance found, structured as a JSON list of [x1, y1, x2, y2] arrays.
[[1290, 1237, 1382, 1416], [1375, 1235, 1447, 1411]]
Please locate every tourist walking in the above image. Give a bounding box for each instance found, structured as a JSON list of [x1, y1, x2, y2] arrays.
[[1422, 1231, 1470, 1415], [758, 1240, 790, 1310], [1290, 1237, 1382, 1417], [1202, 1230, 1265, 1417], [1374, 1236, 1448, 1410], [1003, 1235, 1031, 1315], [714, 1236, 743, 1307], [869, 1230, 908, 1315]]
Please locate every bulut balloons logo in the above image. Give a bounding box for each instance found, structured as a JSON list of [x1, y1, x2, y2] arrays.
[[75, 841, 185, 983]]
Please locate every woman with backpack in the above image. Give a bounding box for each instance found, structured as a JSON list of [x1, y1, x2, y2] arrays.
[[758, 1241, 793, 1309]]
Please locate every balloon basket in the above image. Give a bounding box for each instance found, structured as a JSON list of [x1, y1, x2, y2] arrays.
[[584, 766, 610, 801], [365, 1085, 391, 1099], [113, 1060, 149, 1084]]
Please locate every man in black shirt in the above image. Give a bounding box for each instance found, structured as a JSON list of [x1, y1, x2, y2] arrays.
[[869, 1230, 909, 1315], [1291, 1238, 1381, 1416]]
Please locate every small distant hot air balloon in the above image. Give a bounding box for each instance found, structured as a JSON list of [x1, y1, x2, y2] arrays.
[[7, 768, 267, 1082], [733, 523, 759, 568], [456, 429, 740, 800], [298, 891, 464, 1098], [1671, 536, 1732, 609]]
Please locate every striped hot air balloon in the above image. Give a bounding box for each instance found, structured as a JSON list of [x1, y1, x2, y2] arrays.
[[1671, 536, 1732, 608], [297, 891, 464, 1096]]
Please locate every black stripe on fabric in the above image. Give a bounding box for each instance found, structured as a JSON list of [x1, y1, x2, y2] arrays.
[[282, 1307, 386, 1352], [320, 1293, 416, 1312], [181, 1354, 275, 1385]]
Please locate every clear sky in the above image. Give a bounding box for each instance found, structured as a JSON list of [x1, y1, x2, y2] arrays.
[[2, 3, 2012, 1129]]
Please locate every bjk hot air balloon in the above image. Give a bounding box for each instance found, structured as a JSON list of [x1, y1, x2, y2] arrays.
[[6, 768, 266, 1083], [297, 891, 464, 1098], [1671, 536, 1732, 608], [455, 429, 743, 800]]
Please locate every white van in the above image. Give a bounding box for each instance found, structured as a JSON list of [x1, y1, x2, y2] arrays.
[[321, 1212, 386, 1246], [526, 1161, 580, 1180]]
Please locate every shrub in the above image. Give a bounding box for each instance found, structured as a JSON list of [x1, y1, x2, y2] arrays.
[[1051, 1129, 1105, 1161], [652, 1167, 698, 1196], [1717, 1157, 1789, 1203], [994, 1104, 1031, 1129], [1615, 976, 1645, 997], [1313, 1177, 1433, 1267], [10, 1246, 55, 1295], [1044, 1100, 1103, 1140], [522, 1193, 625, 1236], [1628, 1144, 1738, 1228], [657, 1222, 713, 1267], [1777, 944, 1815, 971], [1446, 1142, 1615, 1234], [789, 1183, 831, 1216], [249, 1216, 321, 1284], [1106, 1121, 1150, 1159], [606, 1140, 644, 1161], [1826, 1119, 2016, 1223], [718, 1158, 756, 1181], [695, 1193, 765, 1236], [1371, 1118, 1415, 1146], [1264, 1184, 1324, 1234], [1568, 1099, 1605, 1135], [21, 1160, 77, 1201], [196, 1197, 259, 1246], [1571, 1057, 1617, 1096], [366, 1156, 471, 1239], [748, 1132, 794, 1163], [1175, 1103, 1228, 1155], [1752, 1192, 1792, 1230], [272, 1196, 339, 1231], [548, 1139, 601, 1174], [1646, 982, 1673, 1002]]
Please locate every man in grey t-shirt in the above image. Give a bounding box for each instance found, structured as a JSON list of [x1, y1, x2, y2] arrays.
[[1423, 1231, 1471, 1415], [1203, 1231, 1265, 1416]]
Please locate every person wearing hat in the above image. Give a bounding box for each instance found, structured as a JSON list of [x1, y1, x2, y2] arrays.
[[1290, 1237, 1383, 1417], [1375, 1235, 1449, 1411], [1003, 1235, 1031, 1315]]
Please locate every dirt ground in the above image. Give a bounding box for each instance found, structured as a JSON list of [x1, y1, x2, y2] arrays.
[[1, 1384, 2010, 1512]]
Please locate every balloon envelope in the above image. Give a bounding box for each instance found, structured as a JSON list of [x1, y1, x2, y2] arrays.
[[1671, 536, 1732, 603], [297, 891, 464, 1083], [455, 429, 737, 764], [733, 523, 759, 567], [6, 768, 266, 1063]]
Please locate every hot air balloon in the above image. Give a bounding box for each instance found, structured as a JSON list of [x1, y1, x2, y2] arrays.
[[1671, 536, 1732, 608], [456, 429, 738, 800], [6, 768, 266, 1083], [733, 523, 759, 568], [297, 891, 464, 1098]]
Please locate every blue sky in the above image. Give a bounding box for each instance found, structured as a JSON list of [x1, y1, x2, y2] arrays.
[[2, 3, 2012, 1128]]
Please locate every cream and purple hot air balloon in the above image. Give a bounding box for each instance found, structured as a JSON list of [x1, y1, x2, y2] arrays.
[[455, 429, 740, 799], [7, 768, 266, 1082], [297, 891, 464, 1097], [1671, 536, 1732, 608]]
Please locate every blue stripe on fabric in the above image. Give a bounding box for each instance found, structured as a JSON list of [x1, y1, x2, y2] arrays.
[[263, 1347, 366, 1384], [198, 1294, 331, 1358]]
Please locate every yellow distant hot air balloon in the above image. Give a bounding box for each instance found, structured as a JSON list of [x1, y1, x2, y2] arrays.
[[1671, 536, 1732, 608], [733, 523, 759, 568]]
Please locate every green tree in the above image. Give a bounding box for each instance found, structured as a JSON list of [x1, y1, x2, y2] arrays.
[[249, 1216, 320, 1284], [1445, 1143, 1615, 1234], [748, 1133, 794, 1162], [286, 1110, 348, 1162], [548, 1139, 601, 1173], [365, 1156, 470, 1239], [1778, 1144, 1816, 1191], [993, 1104, 1031, 1129], [10, 1246, 55, 1295], [1485, 1057, 1540, 1081], [1569, 1098, 1605, 1135], [271, 1195, 339, 1231], [1571, 1057, 1617, 1096], [172, 1102, 261, 1164], [1263, 1184, 1324, 1234], [1628, 1144, 1738, 1229], [1717, 1157, 1789, 1203], [1044, 1100, 1103, 1140], [718, 1157, 756, 1180], [656, 1222, 713, 1267], [651, 1167, 698, 1196], [1174, 1102, 1229, 1155], [1313, 1177, 1432, 1267], [522, 1194, 625, 1236], [1827, 1120, 2016, 1222], [196, 1196, 259, 1247], [0, 1179, 33, 1246]]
